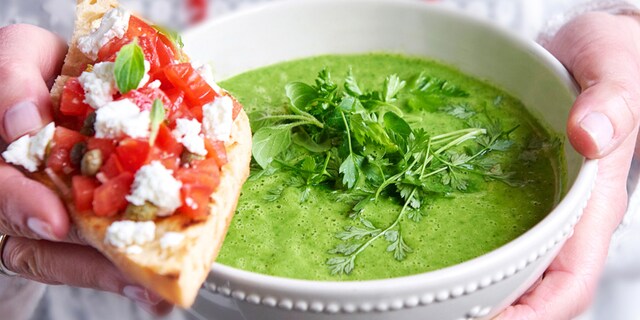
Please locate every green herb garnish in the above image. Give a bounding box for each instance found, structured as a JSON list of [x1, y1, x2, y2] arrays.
[[149, 99, 165, 145], [251, 69, 521, 275], [152, 25, 186, 62], [114, 41, 145, 94]]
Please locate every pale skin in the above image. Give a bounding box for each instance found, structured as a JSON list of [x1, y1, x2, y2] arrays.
[[0, 11, 637, 320]]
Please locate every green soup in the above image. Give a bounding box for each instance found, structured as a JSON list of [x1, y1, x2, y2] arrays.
[[216, 54, 563, 281]]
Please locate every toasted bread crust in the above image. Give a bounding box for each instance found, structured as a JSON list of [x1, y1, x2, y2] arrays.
[[63, 0, 119, 77], [46, 0, 252, 307], [67, 110, 251, 307]]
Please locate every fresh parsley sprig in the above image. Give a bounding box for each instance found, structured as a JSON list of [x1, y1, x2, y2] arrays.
[[250, 69, 521, 275]]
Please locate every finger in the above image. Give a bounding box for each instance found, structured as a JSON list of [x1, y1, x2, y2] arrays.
[[0, 162, 74, 242], [0, 24, 67, 143], [495, 126, 637, 320], [547, 12, 640, 159], [2, 237, 165, 307]]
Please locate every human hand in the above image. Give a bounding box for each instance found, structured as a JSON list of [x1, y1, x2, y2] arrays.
[[496, 12, 640, 320], [0, 24, 171, 315]]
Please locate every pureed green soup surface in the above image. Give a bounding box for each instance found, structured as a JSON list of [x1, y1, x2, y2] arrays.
[[217, 54, 563, 281]]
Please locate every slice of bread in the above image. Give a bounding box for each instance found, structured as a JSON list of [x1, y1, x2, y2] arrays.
[[47, 0, 252, 307]]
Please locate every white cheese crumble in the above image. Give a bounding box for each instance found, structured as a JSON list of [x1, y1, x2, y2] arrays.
[[202, 96, 234, 142], [147, 80, 162, 89], [78, 8, 130, 60], [192, 62, 222, 94], [126, 161, 183, 216], [105, 220, 156, 249], [160, 232, 185, 250], [78, 62, 117, 109], [172, 118, 207, 156], [126, 245, 143, 255], [94, 99, 150, 139], [2, 123, 55, 172]]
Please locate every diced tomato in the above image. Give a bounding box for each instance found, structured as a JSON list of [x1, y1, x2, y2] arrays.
[[128, 16, 158, 38], [97, 16, 159, 62], [46, 127, 86, 173], [155, 124, 183, 156], [193, 158, 220, 176], [204, 139, 228, 167], [177, 184, 211, 219], [156, 33, 178, 64], [115, 139, 151, 173], [100, 154, 125, 179], [87, 138, 117, 160], [60, 78, 91, 116], [120, 87, 171, 112], [175, 167, 219, 194], [97, 35, 131, 62], [72, 176, 99, 212], [231, 98, 242, 120], [168, 101, 194, 125], [163, 63, 217, 111], [93, 172, 134, 217], [148, 147, 180, 172], [51, 127, 86, 150]]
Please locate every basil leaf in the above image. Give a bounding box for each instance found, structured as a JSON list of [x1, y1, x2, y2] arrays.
[[149, 99, 165, 145], [285, 82, 317, 114], [114, 41, 145, 94], [252, 127, 292, 169]]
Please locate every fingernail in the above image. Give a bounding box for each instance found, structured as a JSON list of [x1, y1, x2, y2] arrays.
[[580, 112, 614, 153], [123, 286, 162, 305], [4, 101, 43, 140], [27, 218, 58, 241]]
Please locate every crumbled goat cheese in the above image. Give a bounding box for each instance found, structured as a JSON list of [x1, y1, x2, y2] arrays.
[[78, 62, 117, 109], [147, 80, 162, 89], [126, 245, 143, 255], [94, 99, 150, 139], [203, 96, 234, 142], [126, 161, 182, 216], [105, 220, 156, 249], [160, 232, 185, 250], [2, 123, 55, 172], [172, 118, 207, 156], [78, 8, 130, 60], [192, 62, 222, 94]]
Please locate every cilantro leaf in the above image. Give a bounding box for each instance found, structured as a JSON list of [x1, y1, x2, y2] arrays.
[[339, 153, 364, 189]]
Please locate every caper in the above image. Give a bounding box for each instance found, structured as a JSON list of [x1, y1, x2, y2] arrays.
[[70, 142, 87, 168], [81, 112, 97, 136], [181, 151, 205, 167], [125, 202, 158, 221], [81, 149, 103, 176]]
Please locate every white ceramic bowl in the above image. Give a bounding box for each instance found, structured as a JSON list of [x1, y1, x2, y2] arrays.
[[183, 1, 598, 319]]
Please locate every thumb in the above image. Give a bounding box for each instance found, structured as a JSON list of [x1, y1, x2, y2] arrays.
[[0, 24, 67, 143], [547, 12, 640, 159]]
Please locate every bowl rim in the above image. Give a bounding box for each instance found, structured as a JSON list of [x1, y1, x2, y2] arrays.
[[187, 0, 598, 292]]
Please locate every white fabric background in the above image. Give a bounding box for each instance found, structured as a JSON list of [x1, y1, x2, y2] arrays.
[[1, 0, 639, 319]]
